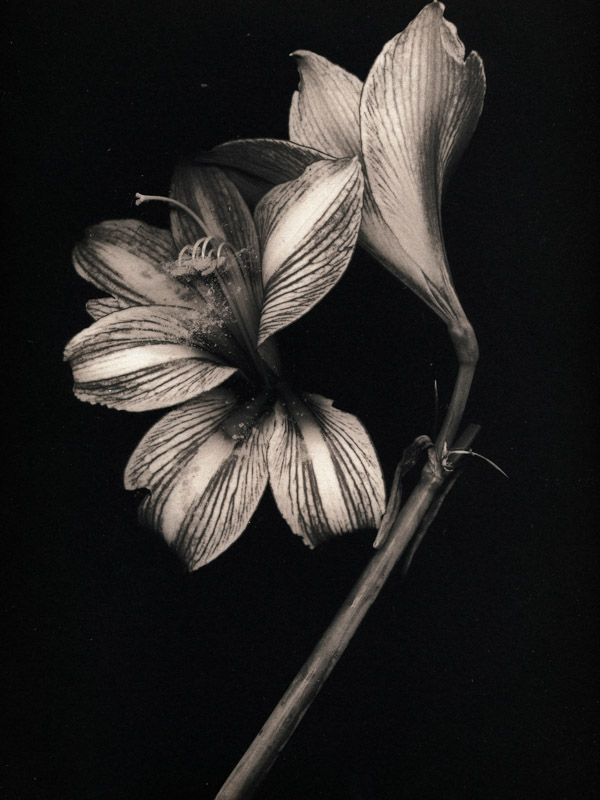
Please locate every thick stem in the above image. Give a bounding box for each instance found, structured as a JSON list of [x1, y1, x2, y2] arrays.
[[435, 317, 479, 454], [214, 466, 444, 800], [401, 423, 481, 578], [215, 311, 480, 800]]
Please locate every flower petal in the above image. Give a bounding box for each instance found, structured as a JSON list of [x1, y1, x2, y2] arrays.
[[64, 305, 237, 411], [254, 157, 363, 345], [72, 219, 199, 308], [268, 391, 385, 546], [86, 296, 125, 320], [360, 1, 485, 322], [195, 138, 327, 206], [124, 389, 271, 570], [169, 163, 260, 260], [289, 50, 362, 157], [169, 164, 264, 318]]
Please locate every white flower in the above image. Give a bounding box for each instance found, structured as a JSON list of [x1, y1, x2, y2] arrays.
[[65, 159, 385, 569], [200, 2, 485, 333]]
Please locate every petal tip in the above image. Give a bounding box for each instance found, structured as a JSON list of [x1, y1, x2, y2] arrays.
[[289, 50, 316, 92], [123, 472, 137, 492], [71, 386, 105, 408], [467, 49, 486, 74], [421, 1, 446, 18], [63, 334, 79, 362], [289, 49, 315, 62], [412, 1, 473, 66]]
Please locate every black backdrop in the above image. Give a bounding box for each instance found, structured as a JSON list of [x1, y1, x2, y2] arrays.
[[4, 0, 597, 798]]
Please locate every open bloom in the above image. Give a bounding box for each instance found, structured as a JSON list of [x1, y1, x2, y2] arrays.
[[198, 2, 485, 333], [65, 159, 385, 569]]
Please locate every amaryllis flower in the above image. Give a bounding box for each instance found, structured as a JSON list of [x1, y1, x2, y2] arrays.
[[64, 159, 385, 569], [197, 2, 485, 337]]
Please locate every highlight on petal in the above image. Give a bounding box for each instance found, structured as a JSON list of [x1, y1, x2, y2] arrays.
[[64, 305, 237, 411], [360, 0, 485, 322], [125, 388, 272, 570], [268, 391, 385, 546], [254, 157, 363, 345], [72, 219, 200, 308], [169, 163, 260, 261], [195, 138, 327, 206], [289, 50, 362, 157]]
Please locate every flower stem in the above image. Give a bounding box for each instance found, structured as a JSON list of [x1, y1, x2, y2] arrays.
[[435, 317, 479, 454], [400, 424, 480, 578], [213, 425, 479, 800]]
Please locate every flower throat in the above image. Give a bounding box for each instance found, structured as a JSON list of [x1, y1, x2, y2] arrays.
[[135, 192, 262, 365]]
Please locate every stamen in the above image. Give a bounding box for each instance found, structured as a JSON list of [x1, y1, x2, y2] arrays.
[[202, 237, 220, 259], [199, 260, 217, 277], [216, 241, 236, 260], [191, 237, 210, 260], [177, 244, 193, 266], [175, 232, 266, 382], [135, 192, 209, 236]]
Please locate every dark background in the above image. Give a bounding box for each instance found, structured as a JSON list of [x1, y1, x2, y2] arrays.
[[3, 0, 597, 797]]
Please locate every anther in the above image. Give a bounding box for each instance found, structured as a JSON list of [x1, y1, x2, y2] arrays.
[[177, 245, 193, 266], [199, 261, 217, 277]]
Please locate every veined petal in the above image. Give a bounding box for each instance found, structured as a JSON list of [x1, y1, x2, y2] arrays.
[[360, 1, 485, 322], [196, 139, 328, 206], [169, 164, 263, 319], [289, 50, 362, 157], [359, 187, 461, 322], [72, 219, 199, 308], [85, 286, 259, 379], [169, 163, 260, 261], [268, 391, 385, 546], [254, 158, 363, 345], [125, 389, 271, 570], [64, 305, 237, 411], [86, 296, 126, 320]]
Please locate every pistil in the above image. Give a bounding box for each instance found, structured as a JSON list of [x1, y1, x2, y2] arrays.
[[135, 193, 209, 236]]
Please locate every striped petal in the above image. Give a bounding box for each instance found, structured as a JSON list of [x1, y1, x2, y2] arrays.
[[195, 139, 327, 207], [64, 305, 237, 411], [360, 1, 485, 323], [72, 219, 200, 308], [86, 296, 126, 320], [268, 391, 385, 546], [124, 389, 272, 570], [169, 164, 260, 263], [289, 50, 362, 157], [169, 164, 264, 321], [254, 158, 363, 345]]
